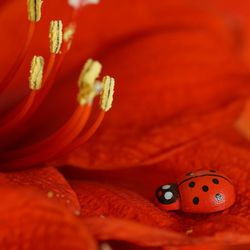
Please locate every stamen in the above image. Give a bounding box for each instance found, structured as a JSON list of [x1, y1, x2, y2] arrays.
[[0, 54, 54, 136], [2, 105, 92, 169], [59, 76, 115, 154], [67, 110, 105, 151], [2, 105, 83, 159], [0, 0, 43, 95], [43, 54, 56, 83], [27, 0, 43, 22], [78, 59, 102, 105], [1, 62, 103, 166], [63, 24, 76, 43], [0, 17, 59, 133], [0, 0, 112, 171], [100, 76, 115, 112], [63, 24, 76, 51], [0, 91, 37, 134], [14, 24, 74, 121], [0, 56, 45, 135], [77, 86, 96, 106], [49, 20, 63, 54], [29, 54, 66, 114], [0, 22, 36, 94], [29, 56, 45, 90], [78, 59, 102, 88]]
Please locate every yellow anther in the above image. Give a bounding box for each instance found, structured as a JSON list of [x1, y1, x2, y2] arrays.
[[29, 56, 44, 90], [63, 24, 76, 43], [49, 20, 63, 54], [77, 85, 96, 106], [27, 0, 43, 22], [78, 59, 102, 88], [77, 59, 102, 105], [100, 76, 115, 112]]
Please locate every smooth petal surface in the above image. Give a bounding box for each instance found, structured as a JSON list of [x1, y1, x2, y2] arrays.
[[210, 0, 250, 67], [0, 186, 97, 250]]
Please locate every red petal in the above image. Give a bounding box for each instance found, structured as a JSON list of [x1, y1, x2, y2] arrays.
[[158, 133, 250, 239], [61, 129, 250, 247], [84, 217, 245, 249], [2, 0, 248, 158], [70, 180, 176, 229], [108, 242, 162, 250], [72, 180, 249, 248], [84, 217, 190, 248], [209, 0, 250, 67], [59, 1, 250, 169], [0, 186, 97, 249], [0, 166, 81, 214]]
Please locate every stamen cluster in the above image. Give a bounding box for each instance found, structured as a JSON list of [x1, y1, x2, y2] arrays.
[[0, 0, 115, 170]]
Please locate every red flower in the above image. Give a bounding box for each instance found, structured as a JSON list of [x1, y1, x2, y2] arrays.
[[0, 0, 249, 249]]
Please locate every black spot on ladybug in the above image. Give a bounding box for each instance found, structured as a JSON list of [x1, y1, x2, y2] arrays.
[[188, 181, 195, 188], [202, 185, 209, 192], [209, 170, 216, 173], [215, 193, 223, 202], [212, 178, 219, 184], [193, 197, 199, 205]]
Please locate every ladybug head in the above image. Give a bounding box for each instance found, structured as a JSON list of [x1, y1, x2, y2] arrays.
[[155, 183, 180, 211]]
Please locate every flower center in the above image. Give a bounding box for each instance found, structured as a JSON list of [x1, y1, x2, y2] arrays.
[[0, 0, 114, 170]]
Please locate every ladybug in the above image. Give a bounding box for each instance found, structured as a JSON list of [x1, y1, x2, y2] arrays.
[[155, 170, 236, 213]]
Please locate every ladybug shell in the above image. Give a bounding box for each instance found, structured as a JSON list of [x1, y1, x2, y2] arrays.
[[177, 170, 236, 213]]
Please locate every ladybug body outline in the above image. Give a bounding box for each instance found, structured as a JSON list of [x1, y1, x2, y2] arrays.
[[155, 170, 236, 213]]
